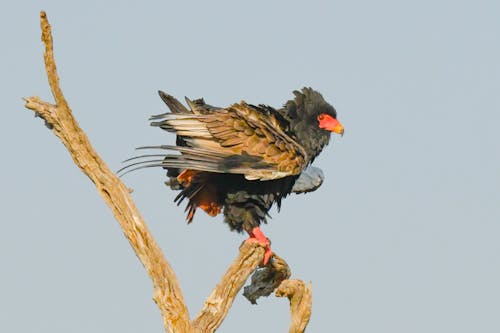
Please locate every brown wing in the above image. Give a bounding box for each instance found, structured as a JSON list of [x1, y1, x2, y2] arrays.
[[150, 102, 307, 180]]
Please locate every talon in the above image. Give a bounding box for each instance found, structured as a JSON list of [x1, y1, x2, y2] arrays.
[[263, 245, 273, 265], [246, 227, 273, 265]]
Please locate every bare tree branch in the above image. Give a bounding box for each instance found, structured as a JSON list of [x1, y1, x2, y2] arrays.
[[24, 11, 313, 333], [193, 242, 264, 332], [276, 280, 313, 333], [243, 254, 291, 304], [25, 11, 190, 333]]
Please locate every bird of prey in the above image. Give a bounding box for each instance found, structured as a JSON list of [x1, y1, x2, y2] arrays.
[[121, 87, 344, 264]]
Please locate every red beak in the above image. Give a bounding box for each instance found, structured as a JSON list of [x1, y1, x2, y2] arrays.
[[318, 114, 344, 136]]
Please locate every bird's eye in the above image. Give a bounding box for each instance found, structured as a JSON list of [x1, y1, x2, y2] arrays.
[[317, 114, 325, 121]]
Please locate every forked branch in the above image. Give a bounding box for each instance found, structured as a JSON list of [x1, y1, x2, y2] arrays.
[[24, 11, 312, 333]]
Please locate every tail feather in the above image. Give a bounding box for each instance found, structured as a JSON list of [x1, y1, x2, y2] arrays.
[[119, 144, 273, 177]]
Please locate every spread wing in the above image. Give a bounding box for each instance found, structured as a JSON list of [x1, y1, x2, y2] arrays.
[[128, 97, 308, 181], [291, 166, 324, 194]]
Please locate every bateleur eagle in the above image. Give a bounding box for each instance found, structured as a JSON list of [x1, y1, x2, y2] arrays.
[[121, 87, 343, 264]]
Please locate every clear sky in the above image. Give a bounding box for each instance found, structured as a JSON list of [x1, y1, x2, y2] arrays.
[[1, 1, 499, 332]]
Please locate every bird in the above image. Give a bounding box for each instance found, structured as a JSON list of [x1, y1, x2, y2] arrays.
[[120, 87, 344, 265]]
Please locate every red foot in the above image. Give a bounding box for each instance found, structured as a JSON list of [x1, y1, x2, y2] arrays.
[[246, 227, 273, 265]]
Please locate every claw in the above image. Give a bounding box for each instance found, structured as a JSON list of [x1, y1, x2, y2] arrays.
[[246, 227, 273, 265]]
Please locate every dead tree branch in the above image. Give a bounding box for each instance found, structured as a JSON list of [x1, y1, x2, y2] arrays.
[[25, 11, 191, 333], [24, 11, 312, 333], [193, 242, 265, 332], [276, 280, 313, 333], [243, 253, 292, 304]]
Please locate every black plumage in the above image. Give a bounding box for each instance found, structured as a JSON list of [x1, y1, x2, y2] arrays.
[[121, 87, 343, 235]]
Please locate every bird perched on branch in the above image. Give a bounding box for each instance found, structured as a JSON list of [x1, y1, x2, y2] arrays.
[[121, 88, 344, 264]]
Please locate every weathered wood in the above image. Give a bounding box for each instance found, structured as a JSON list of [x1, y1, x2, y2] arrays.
[[276, 280, 313, 333], [25, 11, 190, 333], [193, 242, 265, 332], [243, 254, 292, 304]]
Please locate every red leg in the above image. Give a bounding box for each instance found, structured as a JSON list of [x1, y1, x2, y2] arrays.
[[246, 227, 273, 265]]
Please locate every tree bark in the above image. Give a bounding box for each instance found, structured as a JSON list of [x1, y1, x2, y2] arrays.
[[276, 280, 313, 333]]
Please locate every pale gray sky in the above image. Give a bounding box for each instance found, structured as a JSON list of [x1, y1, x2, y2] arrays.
[[2, 1, 499, 332]]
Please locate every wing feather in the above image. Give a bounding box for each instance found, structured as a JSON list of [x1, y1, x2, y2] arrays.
[[150, 102, 308, 180]]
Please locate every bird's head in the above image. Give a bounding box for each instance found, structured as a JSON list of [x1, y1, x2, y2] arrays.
[[280, 87, 343, 162]]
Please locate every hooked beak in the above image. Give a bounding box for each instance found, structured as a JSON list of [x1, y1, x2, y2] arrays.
[[318, 114, 344, 137], [332, 122, 344, 137]]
